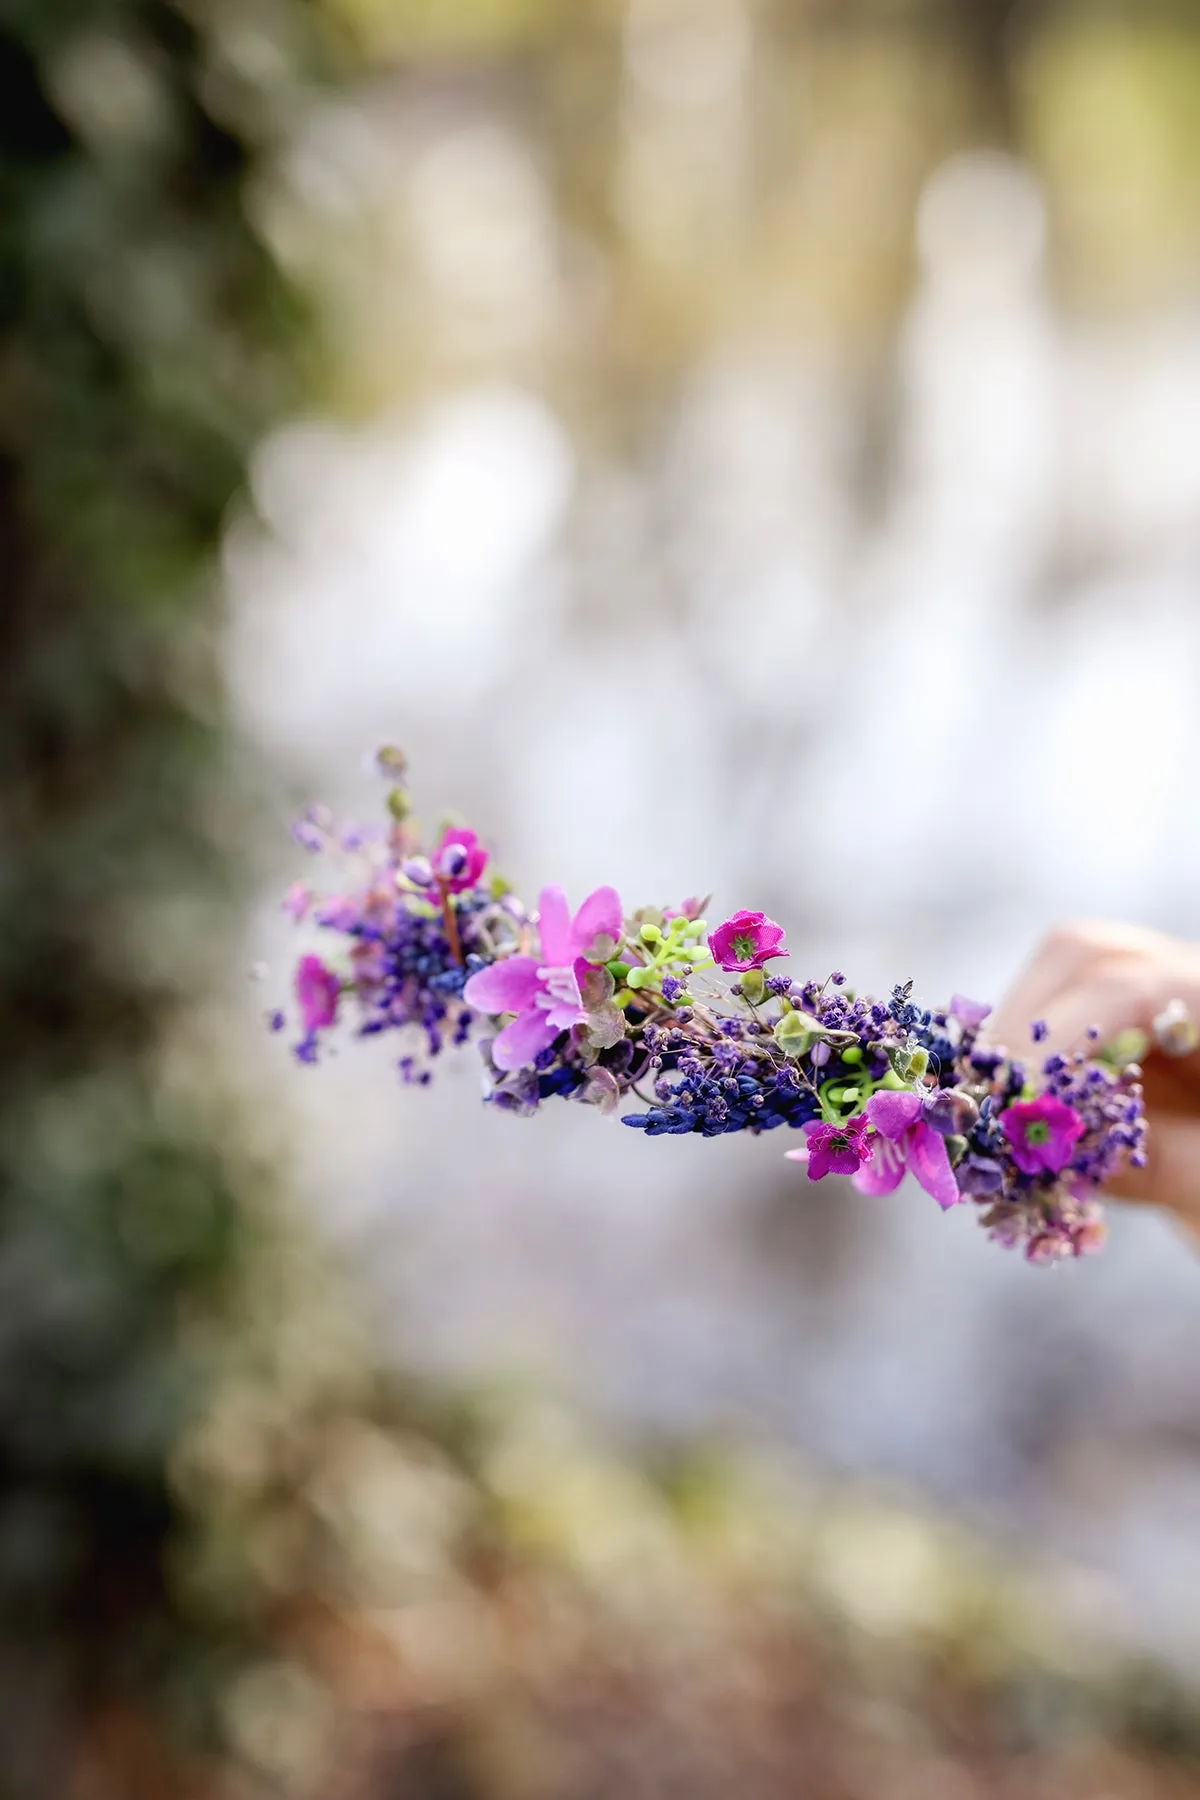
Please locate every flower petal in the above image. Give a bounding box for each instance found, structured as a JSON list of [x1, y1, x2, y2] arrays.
[[544, 999, 588, 1031], [463, 956, 542, 1016], [536, 885, 573, 967], [296, 955, 340, 1032], [492, 1008, 561, 1072], [907, 1121, 963, 1211], [950, 994, 992, 1030], [865, 1089, 924, 1139], [852, 1136, 906, 1195], [577, 962, 615, 1009], [571, 886, 624, 963], [583, 1001, 627, 1050]]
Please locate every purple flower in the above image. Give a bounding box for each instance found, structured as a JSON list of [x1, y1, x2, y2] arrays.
[[296, 954, 340, 1033], [462, 884, 623, 1072], [957, 1155, 1004, 1196], [786, 1114, 873, 1182], [950, 994, 991, 1031], [432, 827, 489, 894], [402, 855, 435, 887], [997, 1094, 1085, 1176], [921, 1086, 980, 1138], [315, 894, 363, 930], [708, 910, 789, 972], [853, 1089, 961, 1211]]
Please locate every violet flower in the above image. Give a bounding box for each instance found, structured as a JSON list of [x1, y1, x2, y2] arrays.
[[708, 910, 789, 972], [786, 1114, 873, 1182], [997, 1094, 1085, 1176], [853, 1089, 961, 1211], [950, 994, 991, 1031], [296, 954, 340, 1033], [314, 894, 363, 930], [462, 884, 623, 1072]]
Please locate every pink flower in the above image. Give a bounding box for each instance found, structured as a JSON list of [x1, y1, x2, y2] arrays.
[[853, 1089, 962, 1211], [463, 884, 623, 1072], [997, 1094, 1085, 1176], [432, 827, 489, 894], [296, 954, 340, 1033], [786, 1114, 873, 1182], [708, 910, 789, 972], [283, 881, 311, 921]]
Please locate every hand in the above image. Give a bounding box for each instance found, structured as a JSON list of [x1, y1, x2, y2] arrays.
[[989, 921, 1200, 1236]]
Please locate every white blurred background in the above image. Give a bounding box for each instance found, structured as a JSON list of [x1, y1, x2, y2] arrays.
[[226, 2, 1200, 1671]]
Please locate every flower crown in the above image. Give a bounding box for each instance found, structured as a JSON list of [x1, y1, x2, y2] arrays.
[[272, 750, 1152, 1265]]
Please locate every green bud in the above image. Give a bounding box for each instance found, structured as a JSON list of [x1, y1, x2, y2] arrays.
[[1105, 1026, 1150, 1068], [640, 922, 662, 944], [606, 961, 631, 982], [891, 1046, 929, 1082], [625, 966, 647, 990], [840, 1046, 863, 1065], [741, 969, 766, 1005], [880, 1069, 907, 1090], [774, 1012, 815, 1058], [386, 786, 412, 821]]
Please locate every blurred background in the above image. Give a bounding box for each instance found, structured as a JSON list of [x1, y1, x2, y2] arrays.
[[7, 0, 1200, 1795]]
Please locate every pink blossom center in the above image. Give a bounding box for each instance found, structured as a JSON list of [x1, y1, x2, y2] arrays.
[[536, 966, 582, 1011]]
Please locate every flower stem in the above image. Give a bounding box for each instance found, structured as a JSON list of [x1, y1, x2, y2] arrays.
[[437, 881, 465, 966]]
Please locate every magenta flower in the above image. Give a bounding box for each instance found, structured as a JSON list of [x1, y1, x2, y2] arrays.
[[786, 1114, 873, 1182], [708, 909, 789, 972], [463, 884, 623, 1072], [852, 1089, 961, 1211], [998, 1094, 1085, 1176], [432, 826, 489, 894], [296, 954, 340, 1033]]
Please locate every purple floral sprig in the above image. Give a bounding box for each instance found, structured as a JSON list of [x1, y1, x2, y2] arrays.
[[271, 752, 1148, 1265]]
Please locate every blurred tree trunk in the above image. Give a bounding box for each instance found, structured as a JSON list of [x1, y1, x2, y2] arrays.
[[955, 0, 1022, 143]]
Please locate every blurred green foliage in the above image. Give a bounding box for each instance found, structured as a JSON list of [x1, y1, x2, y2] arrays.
[[0, 1, 332, 1789]]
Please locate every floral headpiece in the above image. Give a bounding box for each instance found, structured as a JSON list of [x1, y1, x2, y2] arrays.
[[272, 751, 1152, 1265]]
